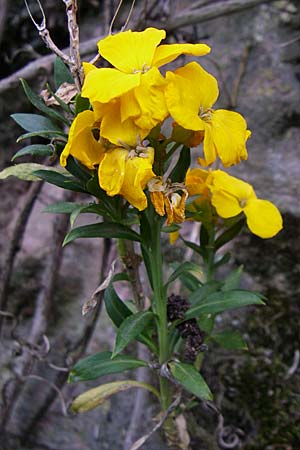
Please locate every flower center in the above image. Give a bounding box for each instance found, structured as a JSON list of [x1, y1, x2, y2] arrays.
[[239, 199, 248, 208], [133, 63, 151, 74], [199, 107, 213, 122]]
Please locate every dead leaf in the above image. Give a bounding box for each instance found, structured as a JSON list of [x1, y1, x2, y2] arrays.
[[41, 82, 77, 106]]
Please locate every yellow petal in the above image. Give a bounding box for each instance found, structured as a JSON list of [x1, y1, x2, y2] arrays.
[[133, 67, 169, 130], [150, 191, 165, 216], [185, 168, 210, 200], [169, 230, 180, 245], [201, 122, 218, 166], [164, 196, 174, 225], [82, 61, 97, 76], [165, 62, 218, 131], [60, 110, 104, 169], [152, 43, 211, 68], [211, 189, 243, 218], [98, 28, 166, 73], [99, 148, 127, 196], [94, 100, 148, 147], [82, 68, 141, 103], [172, 191, 187, 224], [120, 152, 155, 211], [208, 109, 249, 167], [244, 199, 283, 238], [120, 90, 141, 123], [211, 170, 255, 202]]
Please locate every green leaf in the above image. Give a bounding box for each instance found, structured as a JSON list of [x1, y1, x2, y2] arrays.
[[71, 380, 159, 413], [169, 361, 213, 401], [104, 275, 157, 354], [43, 201, 83, 214], [179, 271, 203, 292], [33, 169, 86, 193], [215, 218, 245, 250], [11, 144, 54, 161], [0, 163, 51, 181], [75, 94, 90, 115], [222, 266, 243, 291], [186, 290, 265, 319], [20, 78, 68, 124], [16, 130, 67, 142], [169, 145, 190, 183], [113, 311, 154, 357], [197, 314, 215, 334], [65, 155, 92, 182], [211, 330, 248, 350], [54, 57, 74, 89], [189, 281, 222, 306], [104, 274, 132, 327], [213, 252, 231, 269], [63, 222, 141, 246], [11, 113, 61, 133], [68, 351, 147, 383], [161, 223, 180, 233], [166, 261, 203, 287], [181, 238, 205, 257]]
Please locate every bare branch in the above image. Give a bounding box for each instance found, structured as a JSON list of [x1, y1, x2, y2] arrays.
[[62, 0, 83, 90], [165, 0, 277, 31], [129, 394, 182, 450], [24, 0, 71, 65], [0, 37, 99, 94]]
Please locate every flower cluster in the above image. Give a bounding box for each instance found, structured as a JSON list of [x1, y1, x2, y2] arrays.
[[60, 27, 282, 239]]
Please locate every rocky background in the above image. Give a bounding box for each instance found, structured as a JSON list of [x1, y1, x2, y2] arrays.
[[0, 1, 299, 449]]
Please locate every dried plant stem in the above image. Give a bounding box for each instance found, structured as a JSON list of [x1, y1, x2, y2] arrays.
[[62, 0, 83, 89], [0, 37, 99, 94], [0, 180, 44, 332]]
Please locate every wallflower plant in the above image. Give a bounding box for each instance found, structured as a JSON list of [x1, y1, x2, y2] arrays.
[[3, 26, 283, 448]]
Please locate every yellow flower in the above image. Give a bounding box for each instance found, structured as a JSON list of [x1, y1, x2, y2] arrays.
[[209, 170, 283, 238], [82, 28, 210, 131], [148, 177, 188, 225], [185, 168, 211, 207], [165, 62, 250, 167], [60, 110, 105, 169], [99, 146, 155, 211]]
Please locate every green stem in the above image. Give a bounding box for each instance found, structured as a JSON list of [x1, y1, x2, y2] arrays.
[[205, 228, 216, 282], [149, 217, 172, 410]]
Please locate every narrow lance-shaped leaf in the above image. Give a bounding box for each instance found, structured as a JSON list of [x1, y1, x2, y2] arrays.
[[11, 144, 54, 161], [54, 56, 74, 89], [169, 361, 213, 401], [33, 169, 86, 193], [186, 290, 265, 319], [68, 351, 148, 383], [189, 280, 222, 306], [71, 380, 159, 414], [11, 113, 62, 133], [165, 261, 203, 287], [63, 222, 141, 246], [17, 130, 67, 142], [0, 163, 48, 181], [112, 311, 154, 357], [20, 78, 69, 124]]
